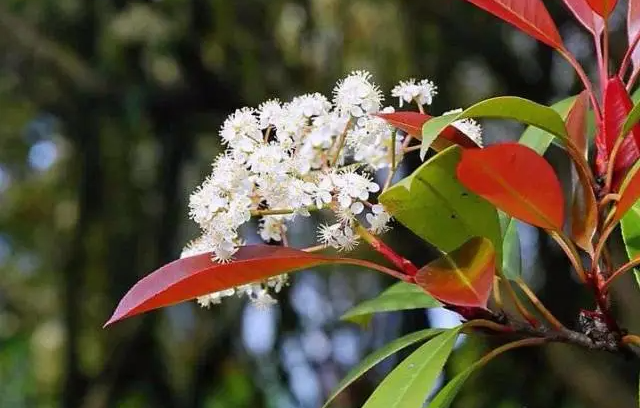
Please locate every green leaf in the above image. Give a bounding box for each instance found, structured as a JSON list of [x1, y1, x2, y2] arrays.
[[341, 282, 441, 325], [362, 328, 460, 408], [621, 99, 640, 143], [519, 95, 576, 154], [499, 96, 575, 278], [421, 96, 569, 159], [427, 365, 476, 408], [322, 328, 445, 408], [380, 146, 502, 268], [620, 201, 640, 289], [501, 216, 522, 280]]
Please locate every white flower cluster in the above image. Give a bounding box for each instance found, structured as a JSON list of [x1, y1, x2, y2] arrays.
[[181, 71, 483, 308]]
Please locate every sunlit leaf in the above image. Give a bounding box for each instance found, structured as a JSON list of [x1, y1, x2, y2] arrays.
[[456, 143, 565, 230], [420, 97, 569, 159], [105, 245, 403, 326], [463, 0, 563, 49], [621, 201, 640, 291], [362, 328, 460, 408], [563, 0, 605, 37], [322, 328, 445, 408], [613, 160, 640, 223], [415, 237, 495, 308], [584, 0, 618, 18], [376, 112, 479, 152], [341, 282, 441, 325], [380, 146, 502, 266], [503, 96, 578, 272], [518, 95, 576, 155]]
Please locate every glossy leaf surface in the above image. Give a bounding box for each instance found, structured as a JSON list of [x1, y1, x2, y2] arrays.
[[380, 146, 502, 264], [457, 143, 565, 230], [585, 0, 618, 17], [341, 282, 440, 325], [518, 95, 576, 155], [506, 95, 584, 268], [415, 237, 495, 308], [106, 245, 400, 326], [564, 0, 605, 36], [621, 201, 640, 290], [463, 0, 563, 49], [421, 97, 569, 159], [598, 77, 640, 175], [362, 329, 460, 408], [376, 112, 479, 151], [322, 328, 445, 408]]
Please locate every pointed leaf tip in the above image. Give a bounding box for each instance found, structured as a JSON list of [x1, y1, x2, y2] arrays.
[[464, 0, 563, 49], [105, 245, 400, 326], [563, 0, 605, 36], [584, 0, 618, 18], [416, 237, 495, 308]]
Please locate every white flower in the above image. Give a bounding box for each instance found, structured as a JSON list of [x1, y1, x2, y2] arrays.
[[334, 170, 380, 207], [443, 108, 484, 147], [309, 112, 350, 148], [180, 236, 212, 258], [317, 223, 360, 251], [391, 78, 437, 107], [333, 70, 383, 117], [259, 216, 285, 242], [347, 111, 397, 169], [250, 288, 278, 309], [415, 79, 437, 106], [335, 201, 364, 225], [188, 178, 228, 226], [266, 275, 288, 293], [290, 93, 331, 117], [258, 99, 283, 129], [247, 143, 286, 174], [219, 107, 261, 151], [366, 204, 392, 234]]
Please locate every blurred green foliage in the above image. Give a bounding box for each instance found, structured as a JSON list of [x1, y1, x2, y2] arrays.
[[0, 0, 639, 407]]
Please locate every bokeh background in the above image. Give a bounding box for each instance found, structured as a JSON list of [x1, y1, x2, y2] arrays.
[[1, 0, 640, 407]]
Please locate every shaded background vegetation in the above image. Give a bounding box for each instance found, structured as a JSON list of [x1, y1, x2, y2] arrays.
[[1, 0, 639, 407]]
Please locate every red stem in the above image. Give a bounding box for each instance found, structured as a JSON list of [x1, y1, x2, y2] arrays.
[[560, 49, 603, 124], [355, 224, 419, 277]]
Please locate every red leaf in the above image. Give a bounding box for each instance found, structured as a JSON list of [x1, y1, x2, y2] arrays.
[[105, 245, 399, 326], [456, 143, 565, 230], [613, 162, 640, 224], [585, 0, 618, 18], [565, 92, 597, 255], [463, 0, 563, 49], [629, 0, 640, 71], [563, 0, 605, 36], [601, 77, 640, 174], [565, 90, 590, 158], [376, 112, 479, 150], [415, 237, 495, 308]]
